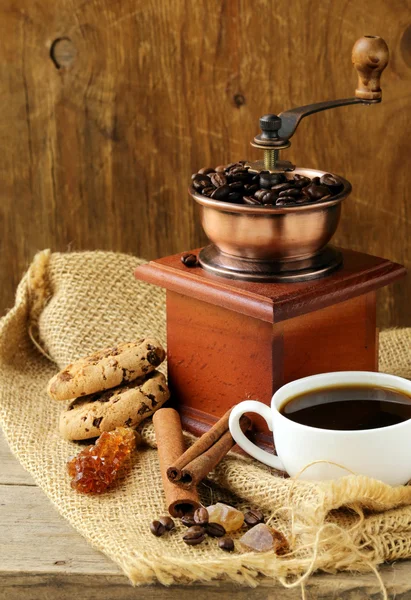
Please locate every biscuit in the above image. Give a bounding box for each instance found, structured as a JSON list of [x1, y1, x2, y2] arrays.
[[47, 338, 165, 401], [59, 371, 170, 440]]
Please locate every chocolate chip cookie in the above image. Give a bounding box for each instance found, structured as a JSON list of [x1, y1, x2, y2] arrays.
[[48, 338, 165, 401], [60, 371, 170, 440]]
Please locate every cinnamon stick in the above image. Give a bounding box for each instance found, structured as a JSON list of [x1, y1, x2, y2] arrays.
[[153, 408, 200, 517], [167, 409, 251, 489], [167, 408, 233, 482]]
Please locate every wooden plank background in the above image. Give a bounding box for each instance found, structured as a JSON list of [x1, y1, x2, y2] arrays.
[[0, 0, 410, 328]]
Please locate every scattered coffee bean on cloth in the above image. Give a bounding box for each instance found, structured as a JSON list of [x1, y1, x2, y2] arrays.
[[193, 507, 209, 526], [183, 526, 207, 546], [218, 537, 235, 552], [244, 509, 265, 528], [191, 162, 344, 207], [150, 516, 175, 536], [150, 520, 166, 537], [205, 522, 226, 538]]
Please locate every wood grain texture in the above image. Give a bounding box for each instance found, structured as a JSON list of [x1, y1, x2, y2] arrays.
[[165, 289, 377, 445], [3, 432, 411, 599], [0, 0, 409, 327], [282, 292, 377, 383]]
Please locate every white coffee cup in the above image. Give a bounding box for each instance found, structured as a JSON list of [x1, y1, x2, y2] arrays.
[[229, 371, 411, 486]]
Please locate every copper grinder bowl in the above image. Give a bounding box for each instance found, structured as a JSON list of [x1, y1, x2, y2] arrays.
[[189, 168, 351, 262]]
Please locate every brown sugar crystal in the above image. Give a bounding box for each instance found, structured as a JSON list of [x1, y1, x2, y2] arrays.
[[67, 427, 137, 493], [207, 503, 244, 532], [239, 523, 290, 554]]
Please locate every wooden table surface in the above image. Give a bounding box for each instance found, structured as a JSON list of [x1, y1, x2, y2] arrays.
[[2, 432, 411, 599]]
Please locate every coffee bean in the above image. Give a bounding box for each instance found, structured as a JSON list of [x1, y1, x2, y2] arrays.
[[227, 192, 242, 203], [279, 188, 300, 198], [183, 525, 206, 546], [150, 520, 166, 537], [192, 175, 211, 191], [257, 191, 269, 203], [243, 196, 262, 205], [181, 253, 198, 267], [254, 189, 268, 201], [260, 173, 286, 189], [262, 191, 278, 204], [229, 181, 244, 192], [228, 163, 248, 173], [320, 173, 344, 193], [190, 166, 342, 208], [193, 507, 209, 526], [305, 183, 330, 200], [293, 176, 311, 189], [229, 171, 249, 183], [205, 522, 226, 538], [202, 186, 216, 197], [228, 166, 244, 174], [271, 182, 294, 192], [244, 183, 259, 195], [211, 184, 230, 200], [261, 192, 278, 204], [218, 537, 235, 552], [272, 173, 287, 184], [210, 172, 227, 187], [259, 174, 274, 189], [276, 196, 297, 206], [181, 514, 196, 527], [244, 509, 264, 528], [159, 516, 175, 531]]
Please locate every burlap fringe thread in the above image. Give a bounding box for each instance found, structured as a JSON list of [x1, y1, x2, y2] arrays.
[[0, 249, 411, 594]]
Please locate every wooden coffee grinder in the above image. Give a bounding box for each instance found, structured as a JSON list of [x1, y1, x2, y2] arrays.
[[135, 36, 406, 449]]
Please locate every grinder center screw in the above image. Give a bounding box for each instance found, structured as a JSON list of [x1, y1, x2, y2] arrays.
[[259, 115, 281, 169], [251, 114, 291, 172]]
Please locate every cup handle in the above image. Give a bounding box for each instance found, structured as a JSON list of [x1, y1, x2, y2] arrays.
[[229, 401, 285, 471]]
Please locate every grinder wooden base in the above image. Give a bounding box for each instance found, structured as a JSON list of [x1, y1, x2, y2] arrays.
[[135, 248, 406, 450]]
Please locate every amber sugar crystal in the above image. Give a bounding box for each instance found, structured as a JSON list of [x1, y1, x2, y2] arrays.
[[67, 427, 136, 494], [207, 503, 244, 532]]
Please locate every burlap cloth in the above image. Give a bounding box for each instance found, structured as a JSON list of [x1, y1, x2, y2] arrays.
[[1, 249, 411, 590]]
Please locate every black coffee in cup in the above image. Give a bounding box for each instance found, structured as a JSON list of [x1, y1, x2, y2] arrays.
[[280, 385, 411, 431]]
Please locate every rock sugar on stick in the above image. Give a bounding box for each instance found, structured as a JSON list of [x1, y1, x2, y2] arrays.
[[153, 408, 200, 517], [67, 427, 139, 494]]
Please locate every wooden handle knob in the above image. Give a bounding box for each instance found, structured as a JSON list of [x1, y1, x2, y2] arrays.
[[352, 36, 389, 100]]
